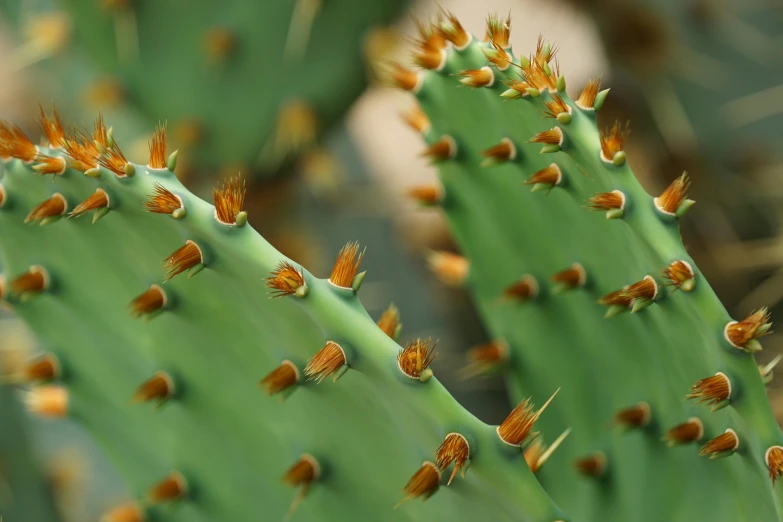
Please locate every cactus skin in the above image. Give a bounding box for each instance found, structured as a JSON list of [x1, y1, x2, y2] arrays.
[[9, 0, 406, 172], [0, 374, 61, 521], [0, 131, 566, 521], [403, 20, 783, 522]]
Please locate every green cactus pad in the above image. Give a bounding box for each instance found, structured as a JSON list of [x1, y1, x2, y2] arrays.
[[0, 124, 566, 521], [403, 19, 783, 522], [0, 373, 61, 521]]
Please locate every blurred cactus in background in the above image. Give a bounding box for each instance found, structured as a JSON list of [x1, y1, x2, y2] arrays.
[[0, 366, 61, 521], [1, 0, 407, 175], [1, 4, 783, 522]]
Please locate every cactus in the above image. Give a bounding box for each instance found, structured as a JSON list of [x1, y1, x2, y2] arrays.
[[3, 11, 783, 522], [2, 0, 406, 173], [395, 15, 783, 521], [0, 118, 565, 521], [0, 365, 61, 521]]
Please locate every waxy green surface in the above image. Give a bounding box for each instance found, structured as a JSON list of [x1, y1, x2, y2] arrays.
[[0, 150, 566, 521], [413, 35, 783, 522]]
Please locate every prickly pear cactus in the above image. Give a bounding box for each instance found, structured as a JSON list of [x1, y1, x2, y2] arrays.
[[2, 0, 406, 173], [397, 15, 783, 521], [0, 115, 566, 521]]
